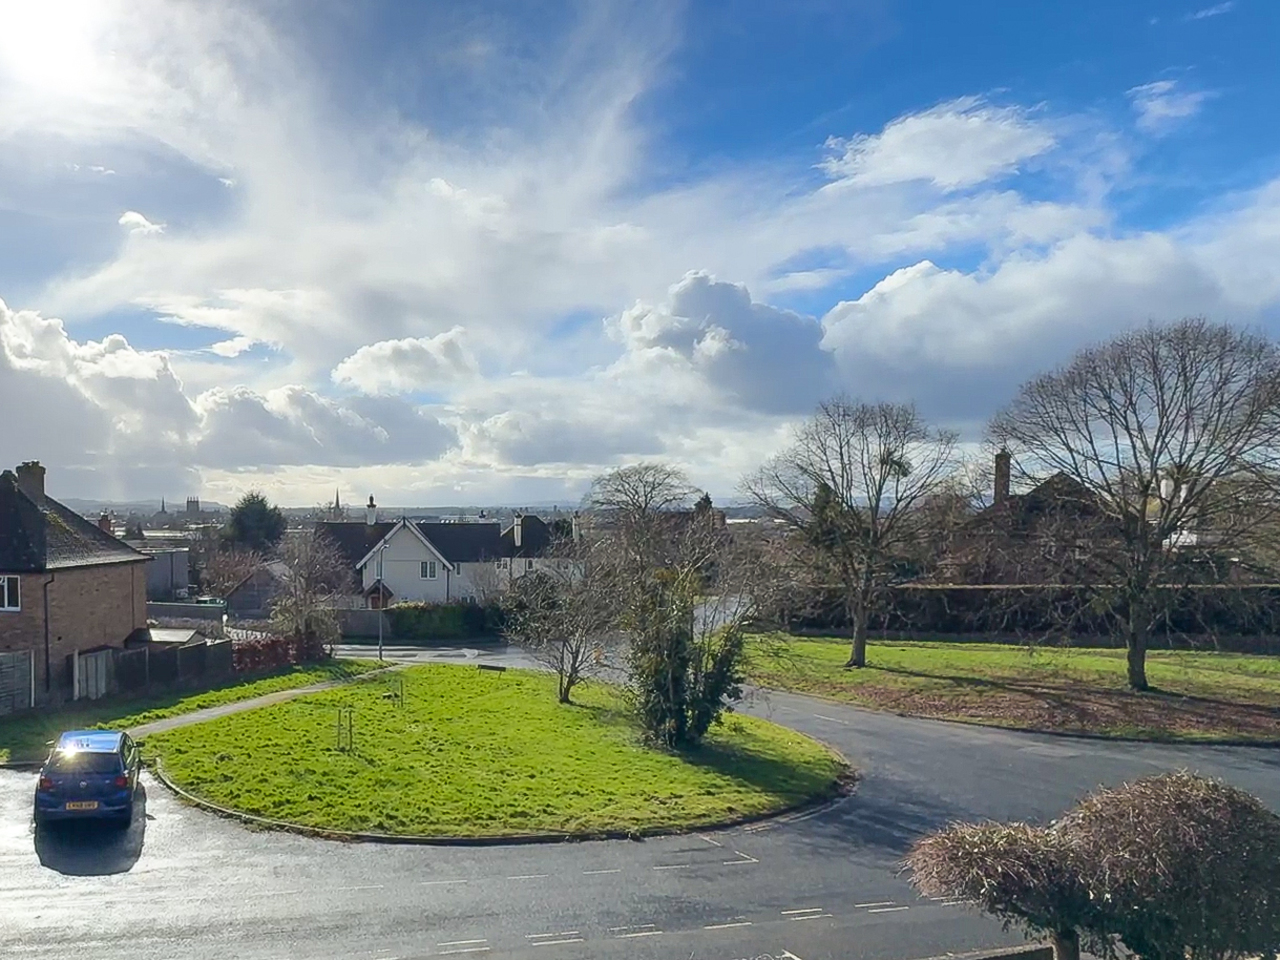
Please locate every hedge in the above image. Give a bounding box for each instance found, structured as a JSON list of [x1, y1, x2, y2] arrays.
[[231, 634, 327, 672], [385, 601, 504, 640]]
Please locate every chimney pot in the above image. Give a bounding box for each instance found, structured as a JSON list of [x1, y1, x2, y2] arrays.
[[513, 513, 523, 548], [993, 450, 1011, 506], [366, 495, 377, 526], [16, 461, 45, 505]]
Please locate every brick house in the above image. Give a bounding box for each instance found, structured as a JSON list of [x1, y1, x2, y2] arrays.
[[0, 462, 149, 711]]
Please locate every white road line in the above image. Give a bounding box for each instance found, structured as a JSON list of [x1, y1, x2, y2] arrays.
[[868, 906, 911, 914], [421, 879, 468, 886], [529, 939, 584, 947], [652, 863, 693, 870], [342, 884, 385, 891], [780, 951, 805, 960], [699, 834, 723, 847], [791, 913, 834, 921], [582, 868, 622, 875], [526, 932, 581, 939], [723, 850, 759, 864], [507, 874, 550, 880], [703, 920, 752, 930], [855, 900, 897, 908], [616, 930, 663, 938], [439, 948, 490, 955], [781, 908, 824, 915], [438, 941, 488, 947], [812, 714, 848, 724]]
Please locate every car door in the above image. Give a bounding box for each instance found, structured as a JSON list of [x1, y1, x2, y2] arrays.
[[122, 735, 139, 787]]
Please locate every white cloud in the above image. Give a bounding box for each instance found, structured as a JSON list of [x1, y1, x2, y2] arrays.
[[1187, 2, 1235, 20], [332, 327, 479, 395], [208, 336, 257, 358], [1128, 80, 1211, 135], [117, 210, 164, 234], [820, 97, 1056, 191]]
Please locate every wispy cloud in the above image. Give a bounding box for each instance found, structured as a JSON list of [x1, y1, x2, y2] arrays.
[[117, 211, 164, 235], [1128, 79, 1211, 134], [1186, 2, 1236, 20]]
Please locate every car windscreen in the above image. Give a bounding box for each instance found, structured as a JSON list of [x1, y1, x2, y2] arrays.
[[46, 751, 121, 774]]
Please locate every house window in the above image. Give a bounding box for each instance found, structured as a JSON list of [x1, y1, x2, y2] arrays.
[[526, 558, 535, 571], [421, 561, 437, 580], [0, 576, 18, 611]]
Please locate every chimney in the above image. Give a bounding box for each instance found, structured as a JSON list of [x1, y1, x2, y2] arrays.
[[571, 511, 581, 542], [993, 449, 1011, 506], [98, 513, 113, 534], [16, 461, 45, 505], [366, 495, 378, 526], [513, 512, 523, 548]]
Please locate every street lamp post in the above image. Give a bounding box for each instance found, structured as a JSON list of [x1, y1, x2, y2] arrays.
[[376, 543, 386, 662]]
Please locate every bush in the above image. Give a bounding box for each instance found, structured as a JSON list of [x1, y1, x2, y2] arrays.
[[232, 634, 326, 673], [386, 601, 504, 641], [906, 772, 1280, 960]]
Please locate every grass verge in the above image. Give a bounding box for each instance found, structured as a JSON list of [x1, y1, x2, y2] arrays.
[[0, 658, 382, 763], [749, 635, 1280, 742], [144, 664, 846, 837]]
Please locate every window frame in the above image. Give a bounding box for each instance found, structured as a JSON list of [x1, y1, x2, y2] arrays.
[[0, 575, 19, 612], [420, 560, 438, 580]]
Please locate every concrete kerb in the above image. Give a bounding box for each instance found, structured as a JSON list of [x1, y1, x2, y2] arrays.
[[907, 945, 1051, 960], [146, 754, 858, 847]]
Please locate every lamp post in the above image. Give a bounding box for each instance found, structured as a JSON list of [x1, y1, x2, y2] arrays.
[[376, 543, 386, 662]]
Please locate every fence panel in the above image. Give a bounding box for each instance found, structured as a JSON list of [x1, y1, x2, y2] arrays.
[[0, 651, 32, 715]]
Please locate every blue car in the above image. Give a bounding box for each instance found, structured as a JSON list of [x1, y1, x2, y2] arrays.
[[34, 730, 141, 827]]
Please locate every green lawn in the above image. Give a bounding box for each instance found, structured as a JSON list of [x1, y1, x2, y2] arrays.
[[749, 635, 1280, 741], [144, 665, 846, 837], [0, 658, 382, 763]]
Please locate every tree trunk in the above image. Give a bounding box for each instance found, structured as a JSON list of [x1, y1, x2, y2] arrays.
[[845, 598, 868, 668], [1127, 603, 1150, 691], [1049, 929, 1080, 960]]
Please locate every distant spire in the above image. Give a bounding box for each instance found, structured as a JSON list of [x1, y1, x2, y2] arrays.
[[334, 488, 341, 510], [160, 497, 165, 513]]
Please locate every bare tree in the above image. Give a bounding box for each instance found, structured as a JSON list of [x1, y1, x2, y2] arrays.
[[743, 397, 959, 668], [502, 537, 615, 703], [200, 543, 263, 598], [989, 319, 1280, 690], [586, 461, 698, 517], [269, 530, 356, 652]]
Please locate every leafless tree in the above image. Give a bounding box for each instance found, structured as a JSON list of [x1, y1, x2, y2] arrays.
[[502, 537, 616, 703], [268, 530, 356, 652], [989, 318, 1280, 689], [743, 397, 959, 668], [200, 543, 263, 598], [586, 461, 699, 518]]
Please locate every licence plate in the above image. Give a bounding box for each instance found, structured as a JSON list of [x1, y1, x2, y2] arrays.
[[64, 801, 99, 811]]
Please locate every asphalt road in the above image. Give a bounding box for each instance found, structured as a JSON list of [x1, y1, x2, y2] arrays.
[[5, 647, 1280, 960]]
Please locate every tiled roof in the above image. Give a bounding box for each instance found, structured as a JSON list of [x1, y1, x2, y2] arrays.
[[316, 521, 395, 571], [417, 521, 505, 563], [499, 515, 556, 558], [0, 471, 148, 572]]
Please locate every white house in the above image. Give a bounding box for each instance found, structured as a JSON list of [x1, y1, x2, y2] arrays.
[[318, 499, 570, 609]]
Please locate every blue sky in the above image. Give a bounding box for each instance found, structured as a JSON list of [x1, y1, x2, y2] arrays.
[[1, 0, 1278, 504]]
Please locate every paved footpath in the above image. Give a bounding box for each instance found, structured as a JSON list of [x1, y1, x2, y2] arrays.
[[127, 662, 404, 737]]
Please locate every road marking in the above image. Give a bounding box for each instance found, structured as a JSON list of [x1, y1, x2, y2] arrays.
[[439, 949, 489, 955], [855, 900, 897, 908], [868, 905, 910, 914], [438, 941, 487, 947], [791, 912, 834, 921], [699, 834, 723, 847], [613, 926, 663, 939], [507, 874, 550, 880], [813, 714, 848, 724], [781, 908, 824, 915], [703, 920, 752, 930], [652, 863, 693, 870], [723, 849, 759, 865], [342, 884, 385, 891], [526, 932, 581, 939], [582, 868, 621, 875], [525, 934, 585, 947], [780, 951, 805, 960], [421, 879, 468, 886]]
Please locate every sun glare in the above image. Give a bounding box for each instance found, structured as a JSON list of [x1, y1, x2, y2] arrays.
[[0, 0, 109, 97]]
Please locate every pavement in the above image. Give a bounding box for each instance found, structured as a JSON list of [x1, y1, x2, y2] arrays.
[[4, 647, 1280, 960]]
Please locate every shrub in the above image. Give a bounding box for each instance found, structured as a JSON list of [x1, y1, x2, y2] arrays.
[[386, 601, 503, 641], [906, 772, 1280, 960], [231, 634, 326, 673]]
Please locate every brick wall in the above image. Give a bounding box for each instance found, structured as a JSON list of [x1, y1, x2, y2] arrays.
[[0, 561, 147, 705]]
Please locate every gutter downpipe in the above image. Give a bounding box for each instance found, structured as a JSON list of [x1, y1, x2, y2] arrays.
[[42, 571, 55, 695]]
